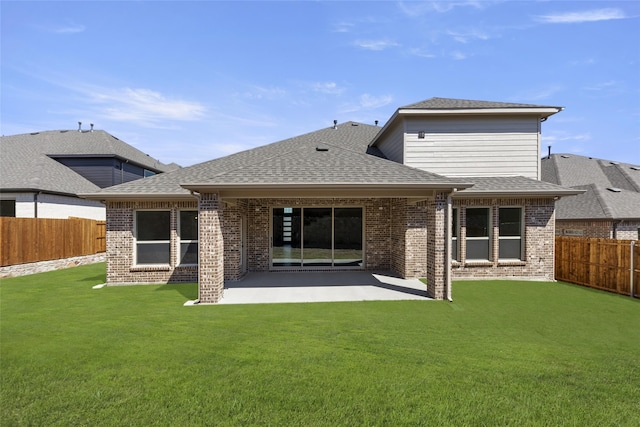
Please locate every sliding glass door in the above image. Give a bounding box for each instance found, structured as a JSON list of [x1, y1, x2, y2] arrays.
[[272, 207, 363, 268]]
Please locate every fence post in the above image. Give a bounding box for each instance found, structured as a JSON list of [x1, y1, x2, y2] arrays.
[[631, 241, 635, 298]]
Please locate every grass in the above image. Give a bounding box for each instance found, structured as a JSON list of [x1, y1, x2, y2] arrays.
[[1, 263, 639, 426]]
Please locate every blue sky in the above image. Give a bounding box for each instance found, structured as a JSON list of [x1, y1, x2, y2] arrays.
[[2, 1, 639, 167]]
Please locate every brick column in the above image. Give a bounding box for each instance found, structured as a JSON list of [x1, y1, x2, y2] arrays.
[[426, 192, 447, 300], [198, 192, 224, 303]]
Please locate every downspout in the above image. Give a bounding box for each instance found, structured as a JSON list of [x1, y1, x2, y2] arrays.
[[34, 192, 41, 218], [190, 190, 202, 304], [446, 188, 457, 302]]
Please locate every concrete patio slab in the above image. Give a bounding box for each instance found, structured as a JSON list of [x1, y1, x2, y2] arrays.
[[215, 271, 432, 304]]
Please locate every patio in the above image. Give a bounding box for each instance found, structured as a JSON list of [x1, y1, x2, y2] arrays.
[[193, 271, 432, 305]]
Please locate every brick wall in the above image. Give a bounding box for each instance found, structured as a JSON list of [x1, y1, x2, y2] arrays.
[[199, 193, 224, 303], [451, 197, 556, 281], [557, 219, 639, 240], [105, 201, 198, 285]]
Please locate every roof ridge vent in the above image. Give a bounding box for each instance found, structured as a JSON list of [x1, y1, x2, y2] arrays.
[[607, 187, 622, 192], [631, 166, 640, 171], [560, 155, 570, 158], [316, 145, 329, 152]]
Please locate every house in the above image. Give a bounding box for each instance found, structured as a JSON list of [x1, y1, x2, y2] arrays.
[[82, 97, 581, 303], [542, 153, 640, 239], [0, 126, 178, 220]]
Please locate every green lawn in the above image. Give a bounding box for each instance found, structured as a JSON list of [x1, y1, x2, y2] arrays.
[[1, 263, 639, 426]]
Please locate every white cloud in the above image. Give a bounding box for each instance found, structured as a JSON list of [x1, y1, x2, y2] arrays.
[[398, 1, 487, 16], [54, 24, 86, 34], [353, 39, 400, 51], [332, 22, 355, 33], [237, 85, 287, 100], [515, 86, 563, 101], [311, 82, 345, 95], [339, 94, 393, 113], [409, 48, 436, 58], [536, 8, 626, 24], [447, 29, 491, 44], [84, 86, 206, 126], [583, 81, 617, 91], [450, 51, 467, 60]]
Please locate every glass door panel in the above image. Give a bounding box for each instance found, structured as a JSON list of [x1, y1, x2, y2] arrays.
[[302, 208, 332, 266], [272, 207, 302, 266], [334, 208, 363, 266]]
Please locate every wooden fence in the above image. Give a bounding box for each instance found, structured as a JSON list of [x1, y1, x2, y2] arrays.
[[0, 217, 106, 267], [555, 236, 639, 298]]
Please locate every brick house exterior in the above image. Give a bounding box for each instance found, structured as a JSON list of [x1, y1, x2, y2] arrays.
[[86, 98, 581, 303]]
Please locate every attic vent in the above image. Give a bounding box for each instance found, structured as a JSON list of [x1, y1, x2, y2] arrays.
[[561, 155, 570, 158], [316, 145, 329, 152], [607, 187, 622, 193], [30, 132, 39, 135], [351, 123, 358, 126], [610, 161, 619, 165], [60, 130, 68, 133], [631, 166, 640, 171]]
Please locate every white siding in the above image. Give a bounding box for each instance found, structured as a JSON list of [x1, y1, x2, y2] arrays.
[[403, 116, 541, 179], [2, 192, 105, 220], [376, 121, 404, 164]]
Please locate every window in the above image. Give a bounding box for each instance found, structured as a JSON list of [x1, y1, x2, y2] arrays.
[[0, 200, 16, 217], [451, 208, 459, 261], [179, 210, 198, 265], [135, 211, 170, 265], [499, 208, 523, 260], [144, 169, 156, 178], [466, 208, 490, 260]]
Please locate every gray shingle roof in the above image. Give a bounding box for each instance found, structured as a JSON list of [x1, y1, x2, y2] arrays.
[[454, 176, 582, 197], [541, 154, 640, 220], [400, 97, 563, 111], [0, 129, 176, 196], [85, 122, 472, 199]]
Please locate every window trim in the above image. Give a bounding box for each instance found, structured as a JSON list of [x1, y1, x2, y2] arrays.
[[465, 207, 491, 262], [134, 209, 171, 266], [451, 207, 459, 262], [498, 206, 524, 261], [178, 209, 199, 266]]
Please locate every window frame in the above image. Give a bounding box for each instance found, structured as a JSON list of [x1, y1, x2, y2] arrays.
[[134, 209, 171, 266], [498, 207, 524, 261], [465, 207, 491, 261], [451, 207, 459, 262], [178, 210, 199, 266]]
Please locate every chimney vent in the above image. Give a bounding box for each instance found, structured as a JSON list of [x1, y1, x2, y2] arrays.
[[375, 120, 379, 126], [333, 120, 337, 129], [78, 122, 82, 132], [90, 123, 94, 132], [547, 145, 551, 159]]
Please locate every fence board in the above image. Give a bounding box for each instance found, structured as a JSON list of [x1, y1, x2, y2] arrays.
[[0, 217, 106, 267], [555, 236, 639, 298]]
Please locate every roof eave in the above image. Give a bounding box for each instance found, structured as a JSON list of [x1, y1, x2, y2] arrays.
[[397, 107, 563, 117], [455, 189, 585, 198], [79, 192, 195, 202]]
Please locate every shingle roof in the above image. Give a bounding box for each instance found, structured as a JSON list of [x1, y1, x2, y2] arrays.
[[0, 129, 176, 196], [541, 154, 640, 220], [84, 122, 472, 199], [400, 97, 563, 111], [454, 176, 582, 197]]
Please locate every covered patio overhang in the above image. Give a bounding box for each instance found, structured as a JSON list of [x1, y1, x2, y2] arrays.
[[180, 182, 472, 304]]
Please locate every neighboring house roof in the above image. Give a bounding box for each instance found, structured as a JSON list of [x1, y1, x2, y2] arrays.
[[541, 154, 640, 220], [83, 119, 577, 201], [0, 129, 176, 196]]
